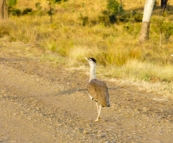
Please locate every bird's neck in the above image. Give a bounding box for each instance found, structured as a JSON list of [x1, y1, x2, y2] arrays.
[[89, 66, 96, 81]]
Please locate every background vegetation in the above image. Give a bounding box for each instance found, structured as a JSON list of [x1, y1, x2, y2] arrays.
[[1, 0, 173, 85]]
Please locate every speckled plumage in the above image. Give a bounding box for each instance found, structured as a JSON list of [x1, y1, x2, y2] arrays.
[[87, 79, 110, 107]]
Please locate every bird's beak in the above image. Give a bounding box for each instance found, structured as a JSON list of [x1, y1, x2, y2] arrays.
[[84, 57, 88, 61]]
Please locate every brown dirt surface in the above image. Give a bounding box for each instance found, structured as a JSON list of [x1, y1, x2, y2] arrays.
[[0, 40, 173, 143]]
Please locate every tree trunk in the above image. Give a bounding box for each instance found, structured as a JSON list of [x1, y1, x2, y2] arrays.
[[161, 0, 168, 14], [161, 0, 168, 8], [139, 22, 150, 43], [0, 0, 8, 20], [139, 0, 155, 43]]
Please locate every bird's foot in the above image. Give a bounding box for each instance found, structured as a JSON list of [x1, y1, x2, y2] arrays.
[[94, 117, 100, 122]]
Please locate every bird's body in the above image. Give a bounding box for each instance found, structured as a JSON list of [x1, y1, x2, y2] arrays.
[[85, 57, 110, 122], [87, 79, 110, 107]]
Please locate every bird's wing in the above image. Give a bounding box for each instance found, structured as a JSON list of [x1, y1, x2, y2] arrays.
[[87, 79, 110, 107]]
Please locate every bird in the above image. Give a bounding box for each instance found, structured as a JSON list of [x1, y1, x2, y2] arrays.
[[85, 57, 110, 122]]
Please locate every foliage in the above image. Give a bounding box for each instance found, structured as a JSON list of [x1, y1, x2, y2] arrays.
[[9, 8, 21, 16], [162, 23, 173, 40], [8, 0, 18, 16], [119, 11, 142, 22], [7, 0, 17, 7], [97, 0, 122, 25], [99, 0, 141, 25], [152, 17, 173, 42], [22, 8, 33, 15], [107, 0, 122, 23], [79, 14, 89, 26], [9, 8, 33, 16], [47, 0, 68, 23], [107, 0, 122, 15], [48, 0, 68, 4], [34, 2, 44, 16]]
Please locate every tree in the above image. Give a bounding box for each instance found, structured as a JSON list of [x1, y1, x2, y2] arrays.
[[139, 0, 155, 43], [0, 0, 8, 20], [161, 0, 168, 14], [47, 0, 65, 23]]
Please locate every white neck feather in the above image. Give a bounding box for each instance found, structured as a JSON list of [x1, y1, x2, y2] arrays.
[[89, 65, 96, 81]]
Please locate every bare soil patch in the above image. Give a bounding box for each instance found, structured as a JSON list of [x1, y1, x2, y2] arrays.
[[0, 41, 173, 143]]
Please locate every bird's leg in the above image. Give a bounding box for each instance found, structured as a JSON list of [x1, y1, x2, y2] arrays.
[[96, 102, 98, 111], [95, 103, 102, 122], [98, 104, 102, 119], [88, 94, 93, 100]]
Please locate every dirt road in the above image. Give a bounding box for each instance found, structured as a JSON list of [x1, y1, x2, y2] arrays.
[[0, 42, 173, 143]]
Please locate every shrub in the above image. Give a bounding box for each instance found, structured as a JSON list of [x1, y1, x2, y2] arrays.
[[152, 17, 173, 43], [9, 7, 21, 16], [79, 14, 89, 26], [8, 0, 17, 7], [22, 8, 33, 15], [163, 22, 173, 40], [98, 14, 110, 26], [98, 0, 122, 25], [107, 0, 121, 15]]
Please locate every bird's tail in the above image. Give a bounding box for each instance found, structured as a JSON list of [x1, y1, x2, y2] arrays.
[[106, 99, 110, 107], [107, 102, 110, 107]]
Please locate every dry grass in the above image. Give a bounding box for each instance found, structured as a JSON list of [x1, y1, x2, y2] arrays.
[[0, 0, 173, 85]]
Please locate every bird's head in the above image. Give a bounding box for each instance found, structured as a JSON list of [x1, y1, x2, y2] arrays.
[[85, 57, 97, 68]]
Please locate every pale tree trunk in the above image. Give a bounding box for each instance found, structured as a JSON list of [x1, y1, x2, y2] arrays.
[[139, 0, 155, 43], [0, 0, 8, 20]]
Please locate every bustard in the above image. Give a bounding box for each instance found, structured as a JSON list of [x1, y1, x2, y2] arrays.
[[85, 57, 110, 122]]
